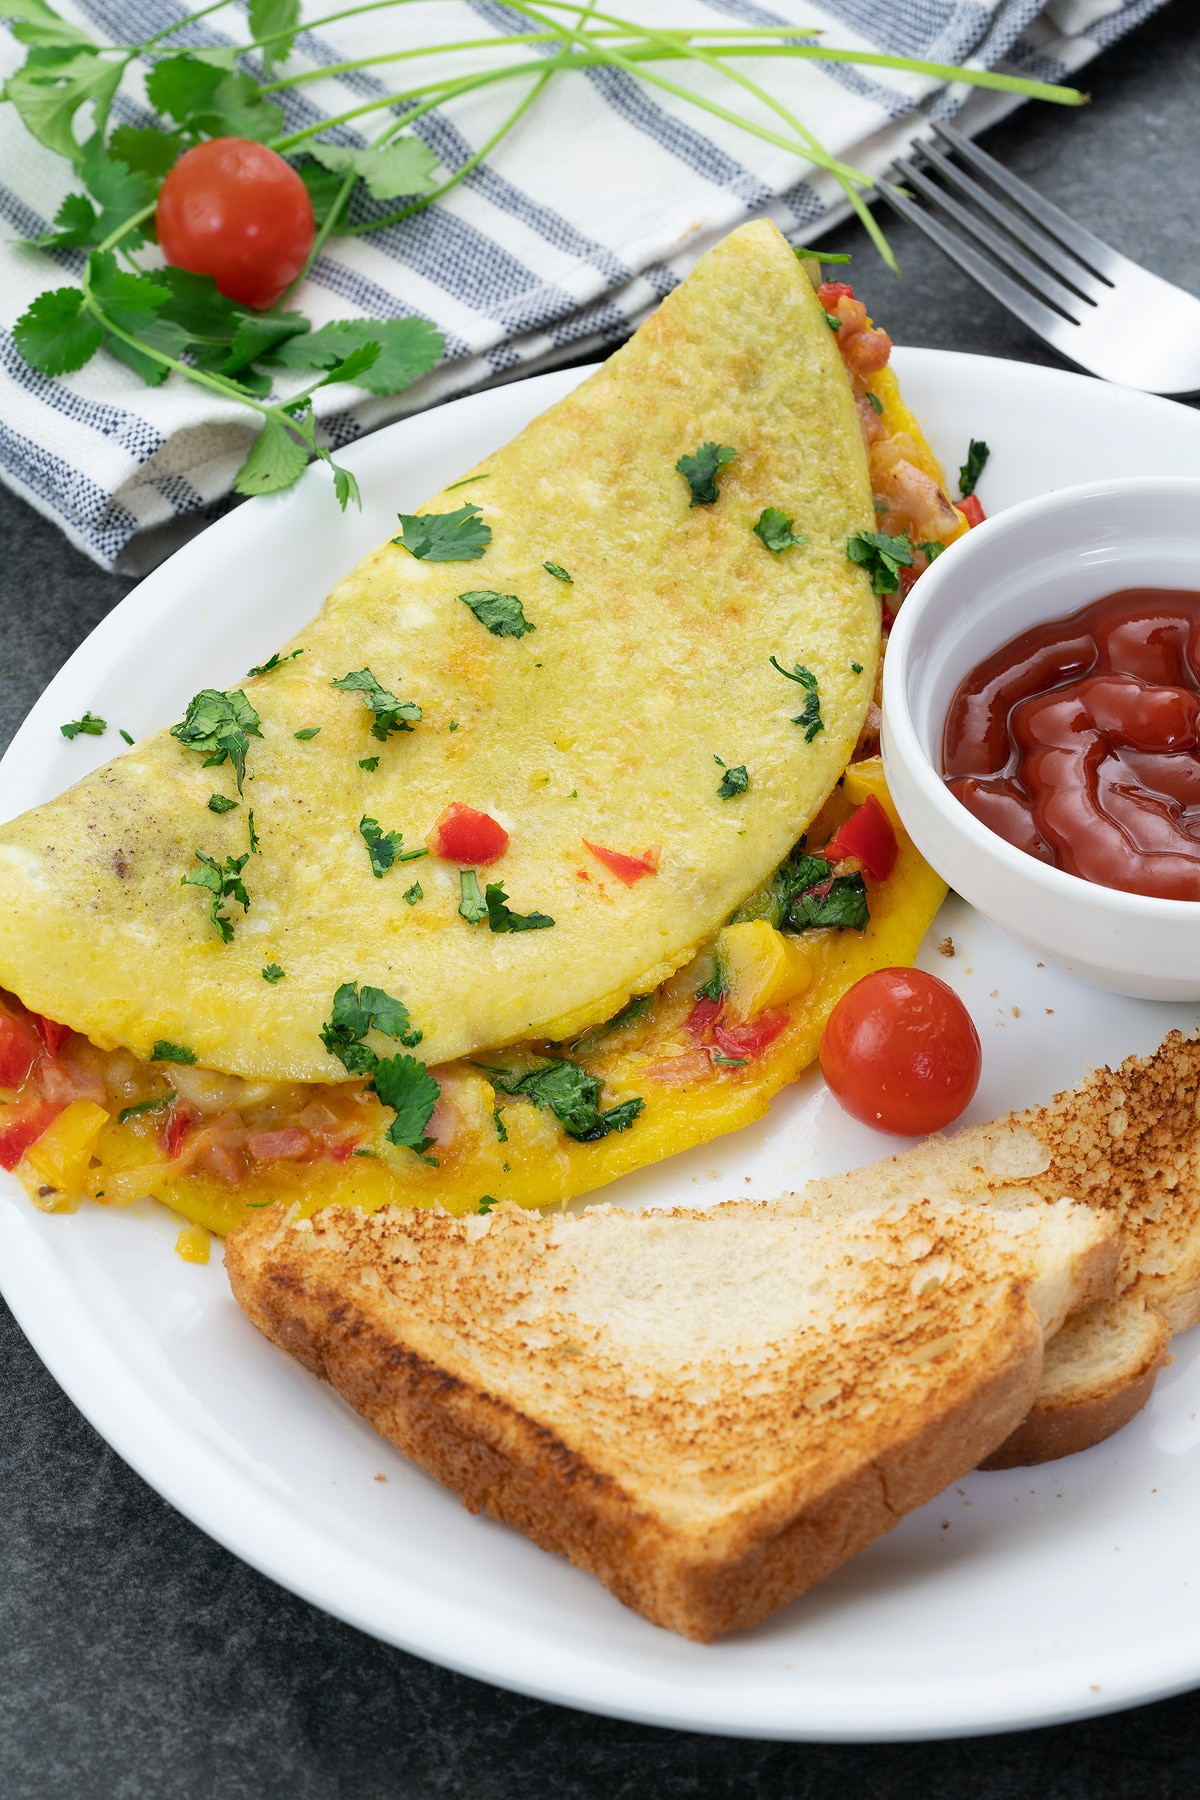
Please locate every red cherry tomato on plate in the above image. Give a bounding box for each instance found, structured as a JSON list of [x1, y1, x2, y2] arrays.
[[156, 138, 315, 310], [427, 801, 509, 865], [819, 967, 981, 1136]]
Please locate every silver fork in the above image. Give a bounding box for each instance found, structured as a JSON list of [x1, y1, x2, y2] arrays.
[[876, 123, 1200, 397]]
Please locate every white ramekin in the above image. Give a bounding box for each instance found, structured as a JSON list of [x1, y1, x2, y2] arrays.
[[881, 476, 1200, 1001]]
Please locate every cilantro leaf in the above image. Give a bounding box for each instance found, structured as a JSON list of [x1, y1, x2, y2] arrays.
[[155, 267, 243, 339], [262, 962, 285, 983], [569, 993, 653, 1058], [484, 882, 554, 934], [846, 529, 913, 596], [293, 727, 320, 740], [358, 757, 379, 772], [309, 136, 440, 201], [483, 1058, 642, 1142], [77, 147, 158, 246], [319, 980, 423, 1073], [695, 967, 727, 1002], [717, 763, 749, 799], [753, 507, 807, 553], [221, 312, 309, 377], [152, 1040, 195, 1065], [145, 56, 282, 141], [4, 49, 121, 160], [33, 190, 99, 249], [207, 794, 238, 813], [359, 814, 427, 878], [249, 0, 301, 75], [919, 540, 945, 565], [731, 845, 831, 930], [170, 688, 262, 791], [770, 658, 824, 742], [88, 250, 169, 325], [866, 390, 884, 415], [247, 649, 303, 677], [458, 870, 487, 924], [181, 850, 250, 943], [294, 159, 346, 227], [13, 286, 102, 377], [404, 881, 423, 905], [458, 589, 535, 639], [317, 341, 381, 391], [393, 502, 490, 563], [543, 561, 572, 583], [233, 415, 310, 499], [959, 438, 990, 499], [247, 809, 259, 854], [5, 2, 96, 50], [59, 710, 105, 739], [478, 1194, 498, 1212], [269, 316, 442, 397], [117, 1091, 174, 1124], [331, 667, 422, 740], [370, 1053, 441, 1154], [108, 123, 184, 178], [676, 442, 735, 507], [787, 870, 869, 933]]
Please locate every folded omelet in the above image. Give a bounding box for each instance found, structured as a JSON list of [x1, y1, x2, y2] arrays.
[[0, 222, 966, 1235]]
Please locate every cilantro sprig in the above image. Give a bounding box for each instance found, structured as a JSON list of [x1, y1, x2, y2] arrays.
[[846, 530, 913, 596], [676, 442, 736, 507], [318, 981, 436, 1154], [482, 1058, 644, 1143], [753, 508, 807, 553], [959, 439, 990, 499], [770, 658, 824, 743], [171, 688, 261, 792], [181, 850, 250, 944], [458, 589, 534, 638], [331, 668, 422, 741], [60, 711, 106, 739], [359, 814, 428, 877], [393, 504, 491, 562]]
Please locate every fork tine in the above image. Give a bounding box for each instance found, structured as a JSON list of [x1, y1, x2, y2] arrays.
[[876, 177, 1080, 352], [914, 141, 1110, 303], [892, 154, 1087, 320], [932, 124, 1125, 282]]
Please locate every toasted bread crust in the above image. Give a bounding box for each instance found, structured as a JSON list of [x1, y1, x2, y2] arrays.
[[226, 1197, 1092, 1638]]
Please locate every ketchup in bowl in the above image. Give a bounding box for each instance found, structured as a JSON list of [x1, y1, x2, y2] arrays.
[[943, 588, 1200, 901]]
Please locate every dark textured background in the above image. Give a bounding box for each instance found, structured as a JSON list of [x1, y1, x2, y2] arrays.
[[4, 7, 1200, 1792]]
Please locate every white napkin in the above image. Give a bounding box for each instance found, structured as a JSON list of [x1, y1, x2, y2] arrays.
[[0, 0, 1166, 569]]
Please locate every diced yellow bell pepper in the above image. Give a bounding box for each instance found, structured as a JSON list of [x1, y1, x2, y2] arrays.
[[175, 1221, 211, 1264], [717, 920, 813, 1024], [21, 1098, 110, 1210]]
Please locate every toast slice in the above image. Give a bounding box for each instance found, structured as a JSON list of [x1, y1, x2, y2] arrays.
[[979, 1297, 1170, 1471], [226, 1190, 1114, 1639]]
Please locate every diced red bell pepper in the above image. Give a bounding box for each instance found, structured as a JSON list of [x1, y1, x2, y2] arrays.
[[427, 801, 509, 865], [0, 1011, 43, 1089], [684, 996, 725, 1041], [31, 1013, 70, 1056], [817, 281, 855, 308], [822, 795, 899, 882], [959, 494, 986, 528], [583, 842, 660, 887], [712, 1010, 789, 1062], [0, 1097, 62, 1170]]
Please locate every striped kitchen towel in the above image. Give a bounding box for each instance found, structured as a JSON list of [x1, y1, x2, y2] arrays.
[[0, 0, 1169, 570]]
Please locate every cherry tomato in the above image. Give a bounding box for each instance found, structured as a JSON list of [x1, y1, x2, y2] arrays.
[[819, 967, 981, 1136], [428, 801, 510, 865], [583, 841, 661, 887], [0, 1009, 42, 1088], [156, 138, 314, 310], [822, 796, 898, 882]]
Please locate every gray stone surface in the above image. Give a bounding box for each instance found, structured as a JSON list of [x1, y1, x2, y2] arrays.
[[3, 5, 1200, 1793]]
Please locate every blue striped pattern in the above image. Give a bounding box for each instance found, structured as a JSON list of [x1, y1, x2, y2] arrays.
[[0, 0, 1170, 568]]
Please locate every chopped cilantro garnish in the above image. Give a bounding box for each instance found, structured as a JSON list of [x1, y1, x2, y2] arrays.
[[846, 530, 913, 596], [570, 993, 654, 1057], [359, 756, 380, 772], [207, 794, 238, 814], [959, 439, 990, 499], [483, 1058, 643, 1143], [458, 589, 535, 639], [866, 391, 884, 415], [60, 711, 106, 739], [181, 850, 250, 944], [448, 721, 459, 733], [171, 688, 262, 792], [789, 871, 870, 932], [477, 1194, 499, 1213], [824, 312, 841, 330], [404, 881, 423, 905], [851, 661, 864, 674], [919, 540, 945, 564], [247, 649, 304, 677], [717, 763, 749, 799], [458, 870, 487, 924], [247, 809, 259, 854], [484, 881, 554, 934], [119, 729, 134, 745], [492, 1107, 507, 1142], [370, 1053, 441, 1153], [710, 1052, 748, 1067], [262, 963, 285, 983], [331, 668, 422, 741], [294, 726, 320, 740], [695, 966, 727, 1002], [543, 561, 572, 583], [770, 658, 824, 742], [117, 1091, 174, 1124], [359, 814, 427, 878], [393, 502, 491, 562], [152, 1041, 195, 1065], [319, 979, 423, 1075], [676, 442, 736, 507], [753, 508, 807, 554]]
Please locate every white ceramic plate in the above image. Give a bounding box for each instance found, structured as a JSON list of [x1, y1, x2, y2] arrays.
[[5, 352, 1200, 1743]]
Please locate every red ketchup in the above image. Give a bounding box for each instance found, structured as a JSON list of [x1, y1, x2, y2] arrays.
[[943, 588, 1200, 900]]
